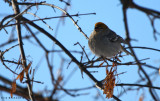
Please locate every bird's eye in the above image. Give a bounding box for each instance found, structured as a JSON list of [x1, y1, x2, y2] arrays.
[[95, 26, 102, 30]]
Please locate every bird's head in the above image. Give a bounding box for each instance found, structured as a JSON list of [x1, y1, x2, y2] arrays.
[[94, 22, 109, 32]]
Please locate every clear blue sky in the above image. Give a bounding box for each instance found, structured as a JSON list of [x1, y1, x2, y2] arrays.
[[0, 0, 160, 101]]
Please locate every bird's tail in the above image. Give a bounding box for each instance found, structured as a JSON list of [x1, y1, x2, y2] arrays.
[[120, 45, 134, 56]]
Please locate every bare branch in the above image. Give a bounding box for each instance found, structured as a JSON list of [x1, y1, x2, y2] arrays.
[[11, 0, 35, 100]]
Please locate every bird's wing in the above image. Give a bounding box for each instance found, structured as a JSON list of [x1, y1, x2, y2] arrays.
[[107, 30, 126, 43]]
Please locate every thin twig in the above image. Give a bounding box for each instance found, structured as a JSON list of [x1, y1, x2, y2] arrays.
[[116, 83, 160, 90], [126, 46, 160, 52], [17, 2, 92, 39], [2, 13, 96, 28]]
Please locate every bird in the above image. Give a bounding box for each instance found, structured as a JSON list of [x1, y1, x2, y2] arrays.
[[88, 22, 133, 58]]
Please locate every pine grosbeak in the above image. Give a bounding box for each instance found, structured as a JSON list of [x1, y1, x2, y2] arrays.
[[88, 22, 133, 58]]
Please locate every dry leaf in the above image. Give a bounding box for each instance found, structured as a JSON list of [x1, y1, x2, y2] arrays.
[[103, 67, 116, 99], [10, 80, 16, 98], [139, 94, 144, 101], [99, 62, 104, 67], [58, 75, 63, 82], [16, 70, 24, 82], [112, 62, 115, 67], [30, 66, 32, 74], [20, 71, 24, 82], [112, 62, 117, 67], [16, 73, 20, 80], [25, 62, 32, 75], [106, 69, 109, 75]]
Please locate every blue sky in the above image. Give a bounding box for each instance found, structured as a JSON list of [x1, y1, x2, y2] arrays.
[[0, 0, 160, 101]]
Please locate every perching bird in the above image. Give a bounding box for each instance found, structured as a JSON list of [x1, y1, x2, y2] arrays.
[[88, 22, 133, 58]]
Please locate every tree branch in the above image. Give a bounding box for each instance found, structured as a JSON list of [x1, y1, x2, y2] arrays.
[[11, 0, 35, 100]]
